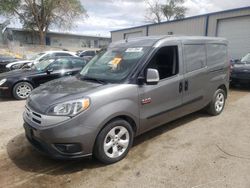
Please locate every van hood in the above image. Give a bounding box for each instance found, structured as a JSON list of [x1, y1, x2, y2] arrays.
[[28, 76, 104, 114]]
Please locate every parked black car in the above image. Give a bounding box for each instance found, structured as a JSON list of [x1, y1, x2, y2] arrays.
[[0, 57, 87, 100], [0, 55, 20, 73], [230, 53, 250, 86]]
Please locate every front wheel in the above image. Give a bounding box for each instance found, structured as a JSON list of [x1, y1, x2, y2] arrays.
[[94, 119, 134, 164], [12, 82, 33, 100], [207, 89, 226, 116]]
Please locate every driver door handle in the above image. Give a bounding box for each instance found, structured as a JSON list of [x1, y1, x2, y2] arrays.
[[179, 82, 183, 93], [185, 80, 189, 91]]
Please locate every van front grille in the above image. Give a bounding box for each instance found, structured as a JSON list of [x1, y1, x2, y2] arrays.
[[25, 105, 42, 125]]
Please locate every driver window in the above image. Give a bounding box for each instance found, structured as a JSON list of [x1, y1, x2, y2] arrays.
[[49, 59, 73, 70], [147, 46, 179, 80]]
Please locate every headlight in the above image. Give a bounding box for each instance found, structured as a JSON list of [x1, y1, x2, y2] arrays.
[[47, 98, 90, 116], [0, 79, 7, 86]]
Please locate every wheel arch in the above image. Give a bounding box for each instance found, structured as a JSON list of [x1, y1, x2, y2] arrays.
[[11, 80, 35, 97], [92, 114, 138, 153], [100, 115, 138, 136], [217, 84, 228, 98]]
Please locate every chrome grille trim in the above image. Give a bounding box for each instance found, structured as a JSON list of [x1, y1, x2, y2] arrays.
[[24, 105, 70, 127], [25, 105, 42, 125]]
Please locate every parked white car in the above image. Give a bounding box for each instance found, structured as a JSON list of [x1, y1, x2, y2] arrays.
[[6, 51, 77, 70]]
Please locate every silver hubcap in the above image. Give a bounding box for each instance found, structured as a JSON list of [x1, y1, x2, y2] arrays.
[[104, 126, 130, 158], [215, 92, 225, 113], [16, 84, 32, 99]]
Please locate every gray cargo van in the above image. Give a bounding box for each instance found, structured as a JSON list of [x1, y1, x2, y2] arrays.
[[23, 36, 229, 164]]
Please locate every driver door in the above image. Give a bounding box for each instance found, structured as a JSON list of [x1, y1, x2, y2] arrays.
[[139, 43, 185, 134]]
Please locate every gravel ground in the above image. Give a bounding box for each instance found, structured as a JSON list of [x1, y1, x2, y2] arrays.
[[0, 88, 250, 188]]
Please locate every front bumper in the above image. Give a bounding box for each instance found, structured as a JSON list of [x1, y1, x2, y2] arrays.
[[23, 123, 92, 159], [0, 86, 12, 97], [23, 109, 98, 159], [0, 64, 10, 73]]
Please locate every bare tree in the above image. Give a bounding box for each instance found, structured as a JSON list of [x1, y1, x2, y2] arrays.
[[144, 0, 164, 23], [162, 0, 187, 21]]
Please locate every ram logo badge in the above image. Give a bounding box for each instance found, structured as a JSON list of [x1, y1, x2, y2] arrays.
[[142, 98, 152, 105]]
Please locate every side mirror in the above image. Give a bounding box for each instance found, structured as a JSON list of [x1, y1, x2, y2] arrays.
[[146, 69, 160, 85], [46, 68, 53, 74]]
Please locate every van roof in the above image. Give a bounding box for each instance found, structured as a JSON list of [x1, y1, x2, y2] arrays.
[[110, 35, 228, 48]]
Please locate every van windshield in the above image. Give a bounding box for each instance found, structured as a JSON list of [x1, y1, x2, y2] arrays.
[[79, 47, 149, 83]]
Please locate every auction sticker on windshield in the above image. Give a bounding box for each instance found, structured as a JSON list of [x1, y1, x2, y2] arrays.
[[125, 48, 143, 53], [112, 57, 122, 65]]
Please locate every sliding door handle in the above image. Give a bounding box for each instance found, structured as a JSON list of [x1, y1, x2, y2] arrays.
[[179, 82, 183, 93], [185, 80, 189, 91]]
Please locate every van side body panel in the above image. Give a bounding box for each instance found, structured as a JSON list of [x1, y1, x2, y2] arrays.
[[137, 37, 229, 135]]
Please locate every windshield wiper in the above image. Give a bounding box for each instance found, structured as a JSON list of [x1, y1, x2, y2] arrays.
[[81, 76, 107, 84]]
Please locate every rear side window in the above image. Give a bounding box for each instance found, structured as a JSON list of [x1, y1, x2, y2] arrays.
[[184, 44, 206, 73], [88, 51, 96, 56], [82, 51, 95, 56], [54, 53, 73, 57], [206, 44, 227, 66]]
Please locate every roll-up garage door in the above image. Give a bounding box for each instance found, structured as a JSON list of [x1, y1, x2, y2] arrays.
[[217, 16, 250, 59], [124, 31, 143, 40]]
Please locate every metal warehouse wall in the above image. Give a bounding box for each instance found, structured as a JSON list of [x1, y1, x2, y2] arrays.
[[207, 8, 250, 36], [148, 16, 206, 36], [111, 7, 250, 42], [111, 17, 207, 42], [111, 26, 147, 42]]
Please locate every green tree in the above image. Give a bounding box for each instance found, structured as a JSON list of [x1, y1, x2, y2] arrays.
[[0, 0, 88, 45], [162, 0, 187, 21]]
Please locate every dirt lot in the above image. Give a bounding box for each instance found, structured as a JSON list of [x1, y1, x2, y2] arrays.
[[0, 88, 250, 188]]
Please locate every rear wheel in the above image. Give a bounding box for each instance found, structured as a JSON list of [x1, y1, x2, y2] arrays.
[[207, 89, 226, 116], [12, 82, 33, 100], [94, 119, 134, 164]]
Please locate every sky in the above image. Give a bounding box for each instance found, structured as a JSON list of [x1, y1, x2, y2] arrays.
[[1, 0, 250, 37]]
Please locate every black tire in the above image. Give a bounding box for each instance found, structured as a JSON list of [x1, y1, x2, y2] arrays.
[[207, 89, 226, 116], [12, 82, 33, 100], [94, 119, 134, 164]]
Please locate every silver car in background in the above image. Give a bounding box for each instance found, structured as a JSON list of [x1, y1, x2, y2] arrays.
[[6, 51, 77, 70]]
